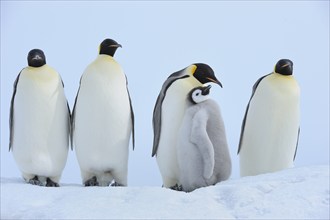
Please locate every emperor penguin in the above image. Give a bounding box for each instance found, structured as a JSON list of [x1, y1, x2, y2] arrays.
[[238, 59, 300, 177], [177, 85, 231, 192], [152, 63, 222, 189], [9, 49, 70, 187], [72, 38, 135, 187]]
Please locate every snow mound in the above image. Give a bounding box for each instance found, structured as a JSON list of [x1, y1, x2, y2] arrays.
[[1, 165, 329, 219]]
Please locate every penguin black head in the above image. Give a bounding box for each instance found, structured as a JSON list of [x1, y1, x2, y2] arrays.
[[27, 49, 46, 67], [192, 63, 223, 87], [188, 85, 212, 104], [275, 59, 293, 76], [99, 38, 122, 57]]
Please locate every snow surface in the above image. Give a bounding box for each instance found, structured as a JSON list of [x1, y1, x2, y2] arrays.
[[1, 165, 329, 219]]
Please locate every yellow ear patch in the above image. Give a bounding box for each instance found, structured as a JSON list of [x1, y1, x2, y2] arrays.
[[187, 64, 197, 76]]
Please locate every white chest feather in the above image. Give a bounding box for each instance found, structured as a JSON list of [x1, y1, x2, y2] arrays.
[[12, 65, 69, 176], [73, 55, 131, 171], [240, 74, 300, 176]]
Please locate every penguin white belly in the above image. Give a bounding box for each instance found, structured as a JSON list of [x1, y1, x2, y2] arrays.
[[74, 58, 131, 177], [12, 66, 69, 178], [157, 78, 201, 187], [240, 75, 300, 176]]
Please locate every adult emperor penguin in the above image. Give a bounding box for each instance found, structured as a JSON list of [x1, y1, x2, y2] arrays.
[[72, 38, 134, 187], [152, 63, 222, 189], [177, 85, 231, 192], [9, 49, 70, 187], [238, 59, 300, 177]]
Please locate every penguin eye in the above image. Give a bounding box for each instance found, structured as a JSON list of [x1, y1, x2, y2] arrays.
[[196, 92, 200, 96]]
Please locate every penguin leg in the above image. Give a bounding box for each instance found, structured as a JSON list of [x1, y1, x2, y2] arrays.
[[46, 178, 59, 187], [22, 173, 35, 184], [84, 176, 99, 187], [169, 184, 183, 191], [110, 182, 124, 187], [27, 176, 43, 186], [162, 177, 178, 189], [81, 170, 99, 186], [111, 169, 127, 187]]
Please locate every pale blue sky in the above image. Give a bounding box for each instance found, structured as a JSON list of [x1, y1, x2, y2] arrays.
[[1, 1, 329, 186]]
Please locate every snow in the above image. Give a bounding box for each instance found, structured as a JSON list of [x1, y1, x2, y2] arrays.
[[1, 165, 329, 219]]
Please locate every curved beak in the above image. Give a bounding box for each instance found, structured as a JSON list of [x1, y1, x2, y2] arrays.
[[206, 77, 223, 88], [109, 44, 122, 48], [201, 85, 212, 95]]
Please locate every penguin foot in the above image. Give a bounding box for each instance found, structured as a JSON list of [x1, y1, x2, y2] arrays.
[[110, 181, 124, 187], [170, 184, 183, 191], [28, 176, 43, 186], [46, 178, 59, 187], [84, 176, 99, 186]]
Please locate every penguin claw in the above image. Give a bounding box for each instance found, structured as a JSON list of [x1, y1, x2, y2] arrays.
[[111, 181, 124, 187], [46, 178, 59, 187], [170, 184, 183, 191], [84, 176, 99, 186]]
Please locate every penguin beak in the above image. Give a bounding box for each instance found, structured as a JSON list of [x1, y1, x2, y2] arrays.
[[32, 55, 42, 60], [201, 85, 212, 95], [206, 77, 223, 88], [109, 44, 122, 48]]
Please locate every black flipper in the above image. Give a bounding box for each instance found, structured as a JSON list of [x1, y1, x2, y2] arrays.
[[151, 69, 189, 157], [125, 75, 135, 150], [9, 70, 23, 151], [61, 77, 72, 150], [71, 75, 83, 150], [293, 127, 300, 161], [237, 73, 272, 154]]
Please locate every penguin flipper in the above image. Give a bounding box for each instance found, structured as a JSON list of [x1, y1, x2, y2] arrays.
[[60, 77, 72, 149], [152, 93, 163, 157], [293, 127, 300, 161], [125, 75, 135, 150], [237, 73, 272, 154], [66, 101, 72, 149], [190, 109, 215, 179], [9, 71, 22, 151], [71, 75, 83, 150], [151, 69, 188, 157]]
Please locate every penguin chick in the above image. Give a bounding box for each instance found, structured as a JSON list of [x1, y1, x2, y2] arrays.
[[238, 59, 300, 177], [9, 49, 70, 187], [177, 85, 231, 192], [152, 63, 222, 189], [72, 38, 134, 187]]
